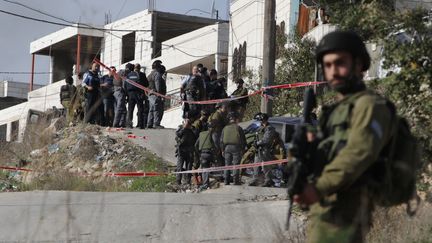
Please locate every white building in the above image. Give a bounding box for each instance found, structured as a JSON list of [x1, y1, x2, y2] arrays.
[[0, 9, 228, 141], [227, 0, 300, 93]]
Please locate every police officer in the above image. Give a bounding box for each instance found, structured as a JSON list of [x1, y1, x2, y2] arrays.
[[175, 114, 197, 185], [230, 78, 249, 121], [195, 122, 214, 190], [60, 76, 77, 122], [208, 102, 229, 167], [294, 31, 393, 243], [125, 64, 147, 129], [220, 111, 246, 185], [100, 67, 116, 127], [134, 64, 150, 128], [249, 112, 278, 187], [83, 63, 102, 124], [147, 60, 166, 129], [112, 64, 132, 128], [181, 66, 206, 115]]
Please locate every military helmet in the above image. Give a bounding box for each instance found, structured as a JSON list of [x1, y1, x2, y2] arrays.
[[152, 60, 162, 69], [235, 78, 244, 84], [201, 109, 211, 117], [316, 31, 371, 71], [254, 112, 269, 121], [215, 102, 227, 109], [228, 111, 240, 121]]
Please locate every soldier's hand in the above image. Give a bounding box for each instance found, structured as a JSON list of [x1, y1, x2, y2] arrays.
[[293, 184, 320, 206]]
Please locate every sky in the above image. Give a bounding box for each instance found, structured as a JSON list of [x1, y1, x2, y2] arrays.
[[0, 0, 229, 85]]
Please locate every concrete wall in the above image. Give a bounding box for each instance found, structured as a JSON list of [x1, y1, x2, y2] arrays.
[[0, 81, 43, 99], [227, 0, 294, 93], [159, 23, 229, 73], [0, 80, 64, 141], [100, 10, 153, 71]]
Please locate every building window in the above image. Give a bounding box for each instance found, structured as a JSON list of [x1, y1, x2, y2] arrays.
[[122, 32, 136, 64], [232, 42, 247, 80]]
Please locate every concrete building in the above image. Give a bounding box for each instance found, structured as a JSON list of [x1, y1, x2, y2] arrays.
[[0, 80, 43, 141], [0, 9, 228, 141], [227, 0, 300, 93]]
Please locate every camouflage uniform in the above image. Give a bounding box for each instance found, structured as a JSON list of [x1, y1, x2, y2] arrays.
[[208, 108, 228, 166], [220, 122, 246, 185], [308, 90, 393, 243]]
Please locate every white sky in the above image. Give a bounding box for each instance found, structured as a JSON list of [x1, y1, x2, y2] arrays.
[[0, 0, 229, 85]]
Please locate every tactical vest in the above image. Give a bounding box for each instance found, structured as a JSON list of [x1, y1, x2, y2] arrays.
[[318, 91, 375, 163], [199, 131, 214, 151], [222, 124, 242, 145], [176, 127, 196, 148], [60, 84, 75, 102], [126, 71, 140, 92], [209, 110, 227, 133]]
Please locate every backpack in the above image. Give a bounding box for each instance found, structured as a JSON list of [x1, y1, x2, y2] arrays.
[[368, 101, 421, 213]]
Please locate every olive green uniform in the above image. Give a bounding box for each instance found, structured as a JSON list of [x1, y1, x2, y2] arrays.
[[308, 90, 393, 243], [208, 109, 228, 166], [195, 130, 214, 188], [175, 125, 197, 185], [221, 123, 246, 185]]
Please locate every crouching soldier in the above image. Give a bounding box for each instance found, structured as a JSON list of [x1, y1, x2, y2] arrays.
[[220, 111, 246, 185], [195, 123, 214, 190], [175, 116, 197, 185]]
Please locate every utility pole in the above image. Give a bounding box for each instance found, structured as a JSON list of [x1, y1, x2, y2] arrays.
[[260, 0, 276, 116]]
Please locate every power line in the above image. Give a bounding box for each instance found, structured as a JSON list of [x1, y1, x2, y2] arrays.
[[0, 8, 152, 32], [0, 72, 51, 74]]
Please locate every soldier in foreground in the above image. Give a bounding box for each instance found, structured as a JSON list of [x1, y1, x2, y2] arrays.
[[293, 31, 394, 243]]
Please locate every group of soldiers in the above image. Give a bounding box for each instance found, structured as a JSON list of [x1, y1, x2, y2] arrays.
[[60, 60, 167, 129], [175, 103, 286, 190]]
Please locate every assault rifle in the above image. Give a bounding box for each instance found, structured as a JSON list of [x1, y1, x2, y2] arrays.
[[285, 88, 317, 230]]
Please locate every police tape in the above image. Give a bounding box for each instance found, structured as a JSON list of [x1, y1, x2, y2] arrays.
[[104, 171, 168, 177], [93, 59, 326, 105], [0, 166, 32, 172], [0, 158, 289, 178], [172, 159, 289, 174]]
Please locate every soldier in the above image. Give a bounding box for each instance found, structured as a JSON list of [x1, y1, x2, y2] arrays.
[[147, 60, 166, 129], [248, 112, 279, 187], [59, 76, 77, 122], [195, 122, 214, 190], [83, 63, 102, 124], [175, 115, 197, 185], [100, 67, 115, 127], [293, 31, 393, 243], [125, 64, 147, 129], [230, 78, 249, 121], [220, 111, 246, 185], [208, 102, 229, 167]]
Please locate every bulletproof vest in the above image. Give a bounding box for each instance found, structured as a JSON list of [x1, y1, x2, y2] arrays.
[[222, 124, 242, 145], [199, 131, 214, 151], [209, 110, 227, 132], [126, 71, 141, 92], [185, 75, 202, 94], [60, 84, 74, 101], [318, 91, 369, 163], [177, 127, 196, 148]]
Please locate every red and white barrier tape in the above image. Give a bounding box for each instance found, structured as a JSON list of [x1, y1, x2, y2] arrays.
[[173, 159, 288, 174], [94, 59, 325, 105]]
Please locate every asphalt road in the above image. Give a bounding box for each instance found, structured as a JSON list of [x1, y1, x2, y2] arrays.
[[0, 187, 305, 242]]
